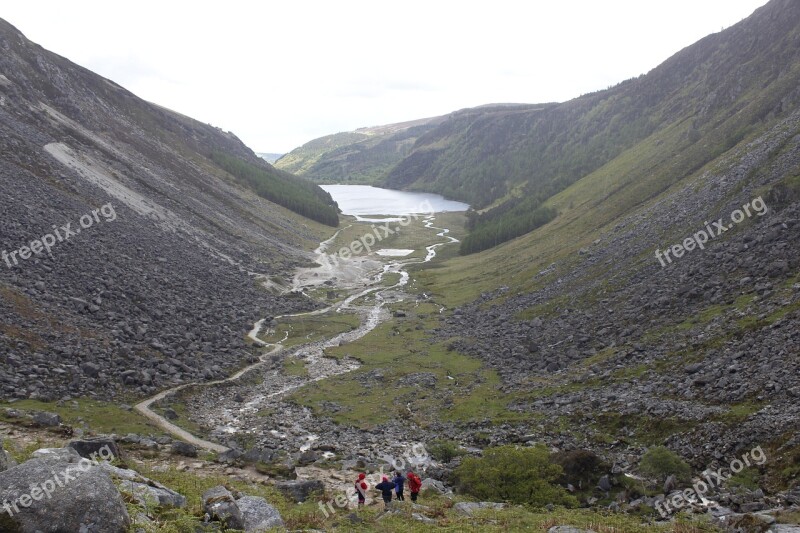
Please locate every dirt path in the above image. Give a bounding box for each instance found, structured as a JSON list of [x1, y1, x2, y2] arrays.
[[135, 214, 458, 452]]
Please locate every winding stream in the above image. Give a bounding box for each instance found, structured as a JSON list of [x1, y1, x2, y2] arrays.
[[135, 214, 459, 452]]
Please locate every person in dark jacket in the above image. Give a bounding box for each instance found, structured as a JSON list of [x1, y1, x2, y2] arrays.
[[392, 471, 406, 501], [407, 471, 422, 502], [354, 473, 368, 508], [375, 475, 396, 508]]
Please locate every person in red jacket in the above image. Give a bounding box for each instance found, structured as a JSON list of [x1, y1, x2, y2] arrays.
[[407, 471, 422, 502], [354, 473, 368, 508]]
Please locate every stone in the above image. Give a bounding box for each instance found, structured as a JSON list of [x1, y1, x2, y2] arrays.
[[548, 527, 598, 533], [31, 411, 61, 427], [237, 495, 284, 531], [68, 437, 121, 460], [171, 441, 198, 458], [202, 485, 244, 529], [275, 480, 324, 503], [0, 458, 130, 532], [119, 480, 187, 508]]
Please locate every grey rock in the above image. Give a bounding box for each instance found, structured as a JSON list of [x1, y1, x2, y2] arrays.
[[412, 512, 436, 523], [171, 441, 198, 458], [202, 485, 244, 529], [548, 527, 598, 533], [119, 479, 187, 508], [31, 411, 61, 427], [237, 495, 284, 531], [0, 458, 130, 532], [275, 479, 324, 503], [68, 437, 120, 460]]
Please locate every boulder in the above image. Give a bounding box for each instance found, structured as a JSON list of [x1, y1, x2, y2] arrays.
[[420, 478, 448, 494], [548, 527, 598, 533], [118, 480, 186, 508], [31, 447, 82, 463], [171, 441, 198, 458], [237, 495, 284, 531], [0, 458, 130, 532], [202, 485, 244, 529], [0, 440, 16, 473], [275, 480, 324, 503], [31, 411, 61, 427], [68, 437, 120, 460]]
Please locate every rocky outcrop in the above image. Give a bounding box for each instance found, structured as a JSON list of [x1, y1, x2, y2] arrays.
[[0, 456, 131, 532]]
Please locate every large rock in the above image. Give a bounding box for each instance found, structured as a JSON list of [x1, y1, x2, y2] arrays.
[[68, 437, 121, 460], [118, 480, 186, 508], [171, 441, 198, 458], [31, 411, 61, 427], [0, 439, 16, 473], [202, 485, 244, 529], [548, 527, 598, 533], [238, 495, 284, 531], [275, 479, 324, 503], [0, 458, 130, 532]]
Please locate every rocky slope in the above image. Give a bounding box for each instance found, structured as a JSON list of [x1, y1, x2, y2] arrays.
[[0, 18, 329, 401], [381, 0, 800, 252]]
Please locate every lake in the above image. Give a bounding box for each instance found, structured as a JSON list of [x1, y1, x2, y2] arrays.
[[320, 185, 469, 217]]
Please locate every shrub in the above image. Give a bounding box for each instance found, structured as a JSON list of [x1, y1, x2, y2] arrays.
[[428, 439, 465, 463], [552, 449, 608, 489], [454, 445, 578, 507], [638, 446, 691, 483]]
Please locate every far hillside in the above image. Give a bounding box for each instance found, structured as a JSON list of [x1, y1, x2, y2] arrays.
[[275, 116, 444, 184]]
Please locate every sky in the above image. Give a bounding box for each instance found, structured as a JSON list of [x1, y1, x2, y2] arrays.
[[2, 1, 770, 153]]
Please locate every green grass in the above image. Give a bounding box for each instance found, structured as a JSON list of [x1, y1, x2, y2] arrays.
[[259, 311, 361, 347], [288, 301, 527, 428], [0, 398, 160, 436]]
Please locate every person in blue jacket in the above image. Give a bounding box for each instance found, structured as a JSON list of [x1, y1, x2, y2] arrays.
[[375, 475, 396, 508], [392, 471, 406, 501]]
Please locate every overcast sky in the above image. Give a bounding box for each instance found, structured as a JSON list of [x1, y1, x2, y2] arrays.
[[3, 1, 769, 153]]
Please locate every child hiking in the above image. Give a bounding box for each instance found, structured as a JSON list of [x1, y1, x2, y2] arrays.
[[392, 471, 406, 501], [375, 475, 396, 509], [407, 471, 422, 502], [354, 473, 368, 508]]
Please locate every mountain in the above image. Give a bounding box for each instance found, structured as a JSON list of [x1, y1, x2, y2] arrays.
[[257, 152, 283, 163], [378, 0, 800, 253], [274, 116, 444, 184], [0, 18, 335, 400]]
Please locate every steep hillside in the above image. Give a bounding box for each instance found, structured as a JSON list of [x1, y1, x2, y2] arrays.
[[0, 18, 334, 401], [275, 116, 443, 183], [385, 0, 800, 253]]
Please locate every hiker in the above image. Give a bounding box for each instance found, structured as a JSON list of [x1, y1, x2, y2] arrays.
[[375, 475, 396, 508], [354, 473, 368, 508], [407, 471, 422, 502], [392, 471, 406, 501]]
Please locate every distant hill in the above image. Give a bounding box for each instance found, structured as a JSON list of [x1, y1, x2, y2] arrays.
[[257, 152, 283, 163], [275, 116, 444, 184]]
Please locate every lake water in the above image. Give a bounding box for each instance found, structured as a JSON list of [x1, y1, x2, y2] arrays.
[[320, 185, 469, 216]]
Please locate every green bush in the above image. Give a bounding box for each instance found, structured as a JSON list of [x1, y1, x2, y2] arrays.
[[428, 439, 465, 463], [552, 449, 608, 490], [638, 446, 691, 483], [454, 445, 578, 507]]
